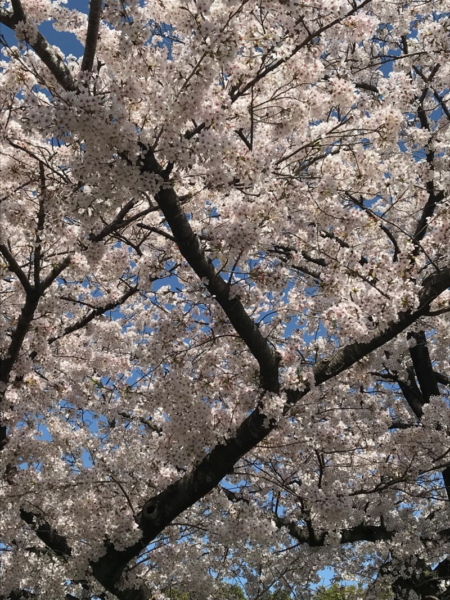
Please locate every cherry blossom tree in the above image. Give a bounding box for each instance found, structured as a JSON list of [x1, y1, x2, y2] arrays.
[[2, 0, 450, 599]]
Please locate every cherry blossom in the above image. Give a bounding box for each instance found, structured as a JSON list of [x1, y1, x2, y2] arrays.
[[2, 1, 450, 599]]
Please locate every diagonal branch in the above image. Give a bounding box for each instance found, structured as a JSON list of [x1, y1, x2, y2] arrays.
[[136, 224, 176, 242], [19, 508, 72, 558], [49, 286, 139, 344], [0, 591, 36, 600], [86, 263, 450, 592], [397, 366, 426, 419], [412, 82, 445, 249], [229, 0, 373, 102], [0, 3, 77, 92], [34, 162, 46, 289], [138, 146, 281, 393], [391, 332, 450, 504], [345, 193, 401, 262], [16, 507, 153, 600], [0, 255, 71, 387], [434, 371, 450, 386], [40, 256, 71, 292], [90, 205, 157, 243], [307, 266, 450, 390], [0, 244, 32, 293]]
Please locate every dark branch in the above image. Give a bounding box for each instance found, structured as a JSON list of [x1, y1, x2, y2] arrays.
[[86, 264, 450, 591], [0, 244, 32, 293], [393, 365, 426, 420], [90, 205, 156, 243], [0, 3, 77, 91], [20, 509, 72, 558], [434, 371, 450, 386], [0, 591, 35, 600], [137, 145, 281, 393], [0, 294, 40, 386], [40, 256, 71, 292], [49, 286, 139, 344], [235, 128, 252, 150], [275, 516, 394, 546], [81, 0, 102, 72], [34, 162, 46, 289], [408, 331, 439, 403], [355, 81, 379, 93], [136, 224, 176, 242], [304, 266, 450, 393]]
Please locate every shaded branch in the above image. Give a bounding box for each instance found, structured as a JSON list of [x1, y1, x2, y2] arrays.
[[308, 266, 450, 387], [49, 286, 139, 344], [81, 0, 102, 73], [184, 122, 206, 140], [40, 256, 71, 292], [275, 515, 394, 546], [388, 555, 450, 600], [0, 591, 35, 600], [345, 193, 401, 261], [90, 402, 275, 593], [34, 162, 46, 289], [19, 508, 72, 558], [235, 128, 252, 150], [117, 411, 163, 435], [397, 366, 426, 419], [137, 145, 281, 393], [412, 77, 445, 248], [221, 486, 250, 504], [1, 3, 77, 92], [434, 371, 450, 386], [16, 508, 151, 600], [355, 81, 379, 93], [90, 205, 157, 243], [292, 263, 322, 281], [136, 224, 176, 242], [8, 250, 443, 599], [0, 244, 32, 293], [0, 294, 40, 385], [393, 332, 450, 504], [408, 331, 439, 403], [85, 265, 450, 591]]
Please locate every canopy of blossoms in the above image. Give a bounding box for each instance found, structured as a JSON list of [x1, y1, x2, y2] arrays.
[[2, 1, 450, 599]]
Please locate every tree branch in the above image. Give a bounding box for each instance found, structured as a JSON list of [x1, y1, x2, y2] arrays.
[[49, 286, 139, 344], [306, 266, 450, 391], [0, 294, 40, 386], [34, 162, 46, 289], [136, 224, 176, 242], [40, 256, 71, 292], [90, 205, 157, 243], [19, 508, 72, 558], [13, 258, 448, 598], [137, 145, 281, 393], [408, 331, 439, 403], [81, 0, 102, 73], [229, 0, 373, 102], [274, 515, 394, 546], [0, 3, 77, 92], [0, 244, 32, 293], [355, 81, 379, 93]]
